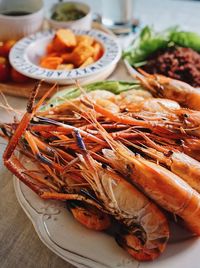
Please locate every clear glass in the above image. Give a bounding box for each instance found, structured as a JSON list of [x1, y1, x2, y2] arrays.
[[101, 0, 133, 33]]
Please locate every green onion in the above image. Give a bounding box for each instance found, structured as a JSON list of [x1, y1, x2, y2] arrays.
[[43, 80, 140, 110]]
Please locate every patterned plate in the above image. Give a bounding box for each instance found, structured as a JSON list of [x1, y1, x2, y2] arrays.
[[13, 139, 198, 268], [14, 178, 199, 268], [9, 29, 121, 85]]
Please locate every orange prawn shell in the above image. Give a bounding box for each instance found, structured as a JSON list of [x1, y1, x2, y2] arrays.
[[137, 71, 200, 111], [104, 147, 200, 235], [79, 156, 169, 261], [70, 204, 111, 231]]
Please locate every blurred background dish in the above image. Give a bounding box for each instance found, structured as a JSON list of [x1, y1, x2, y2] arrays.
[[38, 28, 104, 70], [0, 0, 44, 41], [46, 1, 92, 30], [123, 26, 200, 87], [9, 29, 121, 85]]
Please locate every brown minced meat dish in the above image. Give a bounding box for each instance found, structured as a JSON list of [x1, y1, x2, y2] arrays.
[[142, 46, 200, 87]]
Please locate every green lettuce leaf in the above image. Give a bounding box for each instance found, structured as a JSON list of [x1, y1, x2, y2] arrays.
[[123, 26, 175, 66], [123, 25, 200, 67], [170, 31, 200, 52]]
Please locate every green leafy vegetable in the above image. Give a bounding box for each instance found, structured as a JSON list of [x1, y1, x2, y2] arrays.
[[170, 31, 200, 52], [123, 26, 200, 67], [123, 26, 175, 66]]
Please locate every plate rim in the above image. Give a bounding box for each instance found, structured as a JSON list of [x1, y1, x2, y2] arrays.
[[14, 176, 133, 268], [13, 177, 98, 268], [9, 29, 121, 82], [13, 176, 199, 268]]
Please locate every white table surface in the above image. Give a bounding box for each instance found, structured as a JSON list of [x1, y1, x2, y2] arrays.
[[1, 0, 200, 267]]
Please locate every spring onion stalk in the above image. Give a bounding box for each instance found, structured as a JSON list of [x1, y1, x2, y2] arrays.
[[45, 80, 140, 109]]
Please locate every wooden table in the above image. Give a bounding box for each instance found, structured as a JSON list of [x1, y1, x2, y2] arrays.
[[1, 0, 200, 267]]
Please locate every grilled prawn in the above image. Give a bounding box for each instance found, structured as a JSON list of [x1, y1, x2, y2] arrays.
[[74, 130, 169, 261], [1, 84, 112, 233], [135, 69, 200, 111], [2, 80, 200, 262], [131, 133, 200, 194], [90, 122, 200, 235]]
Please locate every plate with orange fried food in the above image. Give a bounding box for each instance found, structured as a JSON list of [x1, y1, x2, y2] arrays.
[[9, 28, 121, 84]]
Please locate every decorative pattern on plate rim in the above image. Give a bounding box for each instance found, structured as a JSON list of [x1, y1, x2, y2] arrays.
[[9, 29, 121, 81], [14, 178, 139, 268]]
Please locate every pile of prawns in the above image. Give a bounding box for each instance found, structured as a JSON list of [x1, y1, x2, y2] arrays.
[[2, 71, 200, 262]]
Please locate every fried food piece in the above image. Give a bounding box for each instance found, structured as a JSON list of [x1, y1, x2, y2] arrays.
[[54, 29, 77, 50], [57, 64, 74, 70], [48, 52, 62, 57], [61, 44, 94, 66], [80, 57, 94, 68], [40, 29, 103, 69], [70, 44, 94, 67], [76, 35, 94, 46], [61, 53, 73, 62], [40, 56, 63, 69], [46, 42, 55, 54], [93, 42, 103, 61]]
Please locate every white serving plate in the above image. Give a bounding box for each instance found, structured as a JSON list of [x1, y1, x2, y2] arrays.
[[14, 176, 199, 268], [9, 29, 121, 85]]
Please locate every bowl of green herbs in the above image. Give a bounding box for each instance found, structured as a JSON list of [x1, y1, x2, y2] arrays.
[[47, 1, 92, 31]]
